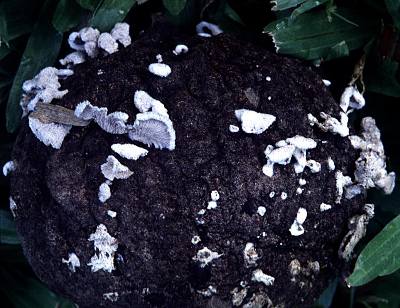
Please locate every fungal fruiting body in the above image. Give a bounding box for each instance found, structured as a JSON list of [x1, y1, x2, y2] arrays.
[[340, 86, 365, 112], [133, 90, 168, 116], [2, 161, 15, 176], [196, 21, 223, 37], [289, 208, 307, 236], [98, 33, 119, 54], [148, 63, 172, 77], [101, 155, 133, 181], [235, 109, 276, 134], [193, 247, 222, 268], [111, 143, 148, 160], [98, 182, 111, 203], [251, 269, 275, 286], [59, 51, 86, 67], [62, 253, 81, 272], [28, 117, 72, 149], [87, 224, 118, 273], [110, 22, 131, 47]]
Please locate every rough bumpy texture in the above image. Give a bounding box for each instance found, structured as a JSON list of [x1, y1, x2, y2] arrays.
[[10, 22, 366, 307]]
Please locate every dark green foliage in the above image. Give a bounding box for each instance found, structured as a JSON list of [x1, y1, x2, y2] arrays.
[[0, 0, 399, 307]]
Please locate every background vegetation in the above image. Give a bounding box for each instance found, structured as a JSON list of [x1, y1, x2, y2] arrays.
[[0, 0, 399, 307]]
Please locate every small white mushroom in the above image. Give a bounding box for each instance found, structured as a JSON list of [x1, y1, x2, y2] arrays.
[[62, 253, 81, 272], [244, 243, 260, 267], [28, 117, 71, 149], [128, 112, 176, 150], [87, 224, 118, 273], [251, 269, 275, 286], [320, 203, 332, 212], [148, 63, 172, 77], [98, 32, 118, 54], [111, 143, 148, 160], [306, 160, 321, 173], [193, 247, 222, 268], [196, 21, 223, 37], [101, 155, 133, 181], [98, 182, 111, 203], [173, 44, 189, 55], [110, 22, 131, 47], [266, 76, 271, 82], [235, 109, 276, 135], [340, 86, 365, 112], [2, 161, 15, 176], [269, 192, 275, 198], [296, 187, 303, 194], [156, 54, 163, 63]]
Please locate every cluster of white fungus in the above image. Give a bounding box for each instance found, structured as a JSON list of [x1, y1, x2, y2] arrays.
[[193, 247, 222, 268], [134, 90, 168, 116], [101, 155, 133, 181], [340, 86, 365, 112], [235, 109, 276, 134], [87, 224, 118, 273], [21, 67, 72, 116], [251, 269, 275, 286], [62, 253, 81, 272], [59, 51, 86, 67], [196, 21, 223, 37], [111, 143, 148, 160], [28, 117, 72, 149], [289, 208, 307, 236], [263, 135, 318, 177], [2, 161, 15, 176], [308, 112, 349, 137]]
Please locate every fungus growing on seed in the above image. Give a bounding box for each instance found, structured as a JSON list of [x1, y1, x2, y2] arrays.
[[173, 44, 189, 55], [98, 33, 119, 54], [251, 269, 275, 286], [111, 143, 148, 160], [340, 86, 365, 112], [75, 101, 128, 134], [87, 224, 118, 273], [110, 22, 131, 47], [148, 63, 172, 77], [2, 161, 15, 176], [133, 90, 168, 116], [193, 247, 222, 268], [196, 21, 223, 37], [128, 112, 176, 150], [289, 208, 307, 236], [62, 253, 81, 272], [98, 182, 111, 203], [101, 155, 133, 181], [28, 117, 72, 149], [235, 109, 276, 134], [244, 243, 260, 267], [9, 197, 17, 217], [308, 112, 349, 137]]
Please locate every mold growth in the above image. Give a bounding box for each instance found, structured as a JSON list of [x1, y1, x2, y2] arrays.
[[62, 253, 81, 272], [87, 224, 118, 273], [235, 109, 276, 134], [98, 182, 111, 203], [148, 63, 172, 77], [101, 155, 133, 181], [134, 90, 168, 116], [28, 117, 72, 149], [111, 143, 148, 160], [340, 86, 365, 112], [308, 112, 349, 137]]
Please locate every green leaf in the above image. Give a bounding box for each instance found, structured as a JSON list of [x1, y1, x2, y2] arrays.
[[290, 0, 329, 21], [76, 0, 102, 11], [347, 214, 400, 287], [163, 0, 187, 16], [0, 44, 11, 60], [89, 0, 136, 32], [0, 0, 40, 44], [385, 0, 400, 30], [271, 0, 307, 11], [264, 8, 379, 61], [0, 209, 20, 245], [366, 60, 400, 97], [53, 0, 85, 33], [224, 3, 244, 25], [6, 1, 63, 133]]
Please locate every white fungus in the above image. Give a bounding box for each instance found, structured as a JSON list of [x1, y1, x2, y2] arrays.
[[110, 22, 131, 47], [251, 269, 275, 286], [308, 112, 349, 137], [229, 125, 240, 133], [156, 54, 163, 63], [340, 86, 365, 112], [98, 32, 119, 54], [28, 117, 72, 149], [210, 190, 220, 201], [296, 188, 303, 194], [327, 157, 336, 171], [62, 253, 81, 272], [306, 160, 321, 173], [266, 76, 271, 82], [98, 182, 111, 203], [128, 111, 176, 150], [235, 109, 276, 134], [101, 155, 133, 181], [198, 209, 206, 215], [68, 27, 100, 58], [269, 192, 275, 198], [196, 21, 223, 37], [320, 203, 332, 212], [299, 178, 306, 186], [191, 235, 201, 245], [2, 161, 15, 176], [148, 63, 172, 77], [281, 192, 287, 200], [289, 208, 307, 236], [257, 206, 266, 216], [59, 51, 86, 66], [111, 143, 148, 160], [207, 201, 218, 210], [103, 292, 119, 302], [193, 247, 222, 268], [262, 145, 295, 177], [244, 243, 260, 267], [173, 44, 189, 55], [335, 171, 353, 203], [87, 224, 118, 273], [134, 91, 168, 116], [322, 79, 332, 86], [9, 197, 17, 217], [107, 210, 117, 218]]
